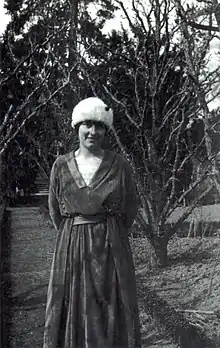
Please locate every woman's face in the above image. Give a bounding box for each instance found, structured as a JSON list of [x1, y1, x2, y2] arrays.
[[77, 120, 106, 151]]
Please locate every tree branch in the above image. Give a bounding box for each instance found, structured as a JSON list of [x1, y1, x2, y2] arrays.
[[187, 20, 219, 31]]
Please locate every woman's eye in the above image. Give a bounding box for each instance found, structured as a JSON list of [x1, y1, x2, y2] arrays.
[[83, 121, 92, 127], [82, 121, 105, 129]]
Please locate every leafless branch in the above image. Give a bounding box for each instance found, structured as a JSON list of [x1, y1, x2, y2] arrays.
[[187, 20, 219, 31], [132, 0, 148, 34], [102, 85, 140, 128], [0, 105, 13, 134], [114, 0, 137, 35], [0, 24, 67, 87], [0, 63, 78, 154]]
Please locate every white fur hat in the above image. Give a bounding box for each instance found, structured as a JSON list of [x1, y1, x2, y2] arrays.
[[71, 97, 113, 128]]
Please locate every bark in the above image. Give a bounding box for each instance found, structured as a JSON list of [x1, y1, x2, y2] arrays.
[[150, 235, 169, 267], [69, 0, 79, 64], [67, 0, 79, 112]]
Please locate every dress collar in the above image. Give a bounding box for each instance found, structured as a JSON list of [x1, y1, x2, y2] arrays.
[[65, 150, 116, 190]]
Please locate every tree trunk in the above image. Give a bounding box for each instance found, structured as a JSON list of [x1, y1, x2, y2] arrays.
[[69, 0, 78, 63], [150, 236, 169, 267], [213, 0, 220, 34], [67, 0, 79, 113]]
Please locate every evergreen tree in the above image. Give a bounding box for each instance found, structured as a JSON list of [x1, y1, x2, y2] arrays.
[[0, 0, 116, 194]]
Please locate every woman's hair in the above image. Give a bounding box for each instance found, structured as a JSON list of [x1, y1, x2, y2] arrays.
[[74, 121, 108, 135], [74, 122, 82, 135]]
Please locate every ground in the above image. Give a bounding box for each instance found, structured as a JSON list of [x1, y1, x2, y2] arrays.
[[3, 205, 220, 347], [131, 236, 220, 347]]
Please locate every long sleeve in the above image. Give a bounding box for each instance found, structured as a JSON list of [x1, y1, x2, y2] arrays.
[[48, 158, 62, 231], [122, 159, 139, 228]]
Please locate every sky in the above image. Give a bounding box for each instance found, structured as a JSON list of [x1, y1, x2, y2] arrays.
[[0, 0, 219, 109], [0, 0, 124, 35], [0, 0, 10, 35]]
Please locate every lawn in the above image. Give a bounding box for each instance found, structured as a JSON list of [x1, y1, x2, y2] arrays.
[[131, 236, 220, 348]]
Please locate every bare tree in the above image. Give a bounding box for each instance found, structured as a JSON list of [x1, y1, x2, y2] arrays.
[[174, 0, 220, 194], [183, 0, 220, 33], [79, 0, 220, 266]]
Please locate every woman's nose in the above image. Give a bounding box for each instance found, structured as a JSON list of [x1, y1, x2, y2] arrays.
[[89, 125, 97, 134]]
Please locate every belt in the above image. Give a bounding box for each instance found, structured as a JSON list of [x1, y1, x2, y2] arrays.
[[62, 213, 107, 226]]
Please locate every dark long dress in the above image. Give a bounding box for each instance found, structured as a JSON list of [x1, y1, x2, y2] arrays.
[[43, 150, 141, 348]]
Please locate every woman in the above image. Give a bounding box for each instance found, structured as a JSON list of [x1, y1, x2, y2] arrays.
[[43, 97, 141, 348]]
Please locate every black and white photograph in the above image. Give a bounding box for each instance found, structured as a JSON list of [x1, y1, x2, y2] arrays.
[[0, 0, 220, 347]]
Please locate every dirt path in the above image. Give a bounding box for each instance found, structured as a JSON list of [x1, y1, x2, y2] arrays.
[[3, 206, 56, 348]]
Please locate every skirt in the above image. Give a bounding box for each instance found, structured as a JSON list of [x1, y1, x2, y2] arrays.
[[43, 218, 141, 348]]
